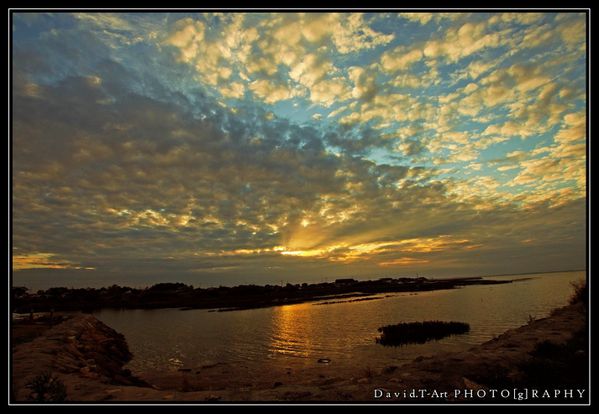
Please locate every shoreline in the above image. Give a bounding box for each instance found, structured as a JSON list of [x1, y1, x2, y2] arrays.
[[13, 276, 513, 314], [11, 300, 587, 403]]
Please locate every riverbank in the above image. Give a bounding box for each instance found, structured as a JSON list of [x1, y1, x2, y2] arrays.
[[11, 300, 587, 403]]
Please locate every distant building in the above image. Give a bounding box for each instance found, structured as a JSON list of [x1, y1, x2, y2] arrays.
[[335, 278, 357, 284]]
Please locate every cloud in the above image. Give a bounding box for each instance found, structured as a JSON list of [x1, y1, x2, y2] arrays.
[[378, 257, 429, 266], [380, 47, 423, 72], [488, 13, 545, 26], [558, 14, 586, 50], [397, 139, 427, 156], [165, 18, 205, 62], [554, 112, 586, 144], [220, 81, 246, 99], [348, 66, 377, 101], [248, 79, 296, 104], [11, 12, 587, 288], [13, 253, 95, 271], [162, 13, 391, 108], [309, 78, 351, 107], [422, 21, 505, 63], [331, 13, 394, 53], [399, 13, 434, 25], [399, 13, 463, 26]]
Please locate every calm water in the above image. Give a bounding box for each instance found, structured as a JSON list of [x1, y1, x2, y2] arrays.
[[93, 271, 585, 373]]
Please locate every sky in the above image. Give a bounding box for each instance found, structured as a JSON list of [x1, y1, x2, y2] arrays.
[[11, 11, 587, 289]]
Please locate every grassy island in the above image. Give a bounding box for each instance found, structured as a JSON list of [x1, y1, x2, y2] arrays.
[[376, 320, 470, 346]]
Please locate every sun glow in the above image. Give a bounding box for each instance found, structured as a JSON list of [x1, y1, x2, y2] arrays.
[[196, 233, 479, 266], [13, 253, 95, 271]]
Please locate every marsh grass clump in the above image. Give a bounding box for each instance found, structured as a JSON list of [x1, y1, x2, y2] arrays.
[[26, 371, 67, 402], [517, 327, 588, 392], [569, 280, 588, 307], [376, 321, 470, 346]]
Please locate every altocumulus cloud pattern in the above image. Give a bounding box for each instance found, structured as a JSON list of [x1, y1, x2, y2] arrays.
[[11, 12, 587, 288]]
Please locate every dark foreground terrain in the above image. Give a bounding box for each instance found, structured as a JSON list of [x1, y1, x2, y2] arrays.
[[11, 291, 587, 403]]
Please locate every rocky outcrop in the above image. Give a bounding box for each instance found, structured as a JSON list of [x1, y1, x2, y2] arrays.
[[11, 315, 147, 402]]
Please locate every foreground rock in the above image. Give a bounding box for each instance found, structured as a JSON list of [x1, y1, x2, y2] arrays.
[[11, 315, 147, 402]]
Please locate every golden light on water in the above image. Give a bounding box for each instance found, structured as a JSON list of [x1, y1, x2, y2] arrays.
[[270, 304, 315, 358]]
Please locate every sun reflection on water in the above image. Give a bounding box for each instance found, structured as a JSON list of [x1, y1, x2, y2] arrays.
[[269, 303, 315, 358]]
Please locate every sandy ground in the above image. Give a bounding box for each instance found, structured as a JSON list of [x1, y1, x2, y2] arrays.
[[11, 303, 586, 403]]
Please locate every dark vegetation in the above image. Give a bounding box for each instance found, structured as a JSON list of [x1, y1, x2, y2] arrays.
[[518, 328, 588, 390], [568, 279, 588, 307], [376, 321, 470, 346], [515, 279, 588, 400], [12, 277, 511, 313], [467, 280, 588, 404], [25, 371, 67, 402]]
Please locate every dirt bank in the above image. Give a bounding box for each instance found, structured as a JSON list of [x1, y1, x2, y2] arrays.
[[11, 315, 147, 402]]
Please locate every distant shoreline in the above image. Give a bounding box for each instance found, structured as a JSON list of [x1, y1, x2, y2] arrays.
[[12, 276, 514, 314], [480, 269, 585, 278], [12, 269, 585, 292]]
